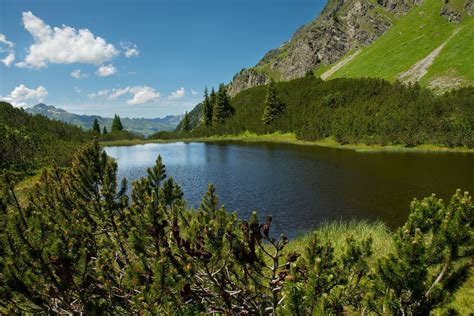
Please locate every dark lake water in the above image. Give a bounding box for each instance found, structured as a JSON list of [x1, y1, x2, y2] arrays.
[[105, 142, 474, 238]]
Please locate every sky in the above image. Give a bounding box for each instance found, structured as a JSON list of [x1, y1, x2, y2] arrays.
[[0, 0, 324, 118]]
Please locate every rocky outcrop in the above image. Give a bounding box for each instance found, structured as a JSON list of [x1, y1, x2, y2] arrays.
[[464, 0, 473, 16], [228, 0, 422, 96]]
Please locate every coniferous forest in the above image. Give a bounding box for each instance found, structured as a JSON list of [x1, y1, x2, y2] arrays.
[[168, 77, 474, 149]]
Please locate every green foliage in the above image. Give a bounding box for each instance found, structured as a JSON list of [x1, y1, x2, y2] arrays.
[[102, 125, 108, 134], [172, 77, 474, 148], [261, 80, 285, 124], [0, 102, 91, 173], [375, 190, 473, 314], [112, 114, 123, 132], [0, 143, 472, 313], [212, 83, 234, 126], [202, 86, 213, 126], [181, 112, 191, 132], [92, 118, 101, 134]]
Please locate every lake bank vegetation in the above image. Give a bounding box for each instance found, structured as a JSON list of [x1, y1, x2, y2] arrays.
[[1, 142, 472, 314], [161, 76, 474, 150]]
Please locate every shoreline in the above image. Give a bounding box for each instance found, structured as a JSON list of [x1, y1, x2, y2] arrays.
[[100, 132, 474, 153]]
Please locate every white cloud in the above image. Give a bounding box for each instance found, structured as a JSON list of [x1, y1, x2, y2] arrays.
[[74, 87, 82, 94], [1, 84, 48, 107], [0, 34, 15, 67], [96, 64, 117, 77], [191, 89, 199, 96], [108, 87, 130, 100], [70, 69, 88, 79], [169, 87, 185, 100], [16, 11, 118, 68], [0, 34, 14, 47], [1, 53, 15, 67], [121, 42, 140, 58], [88, 85, 160, 105], [88, 89, 109, 99], [128, 86, 160, 105]]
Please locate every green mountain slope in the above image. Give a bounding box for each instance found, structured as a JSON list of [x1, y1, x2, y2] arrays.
[[27, 104, 182, 136], [0, 102, 91, 172], [327, 0, 474, 90]]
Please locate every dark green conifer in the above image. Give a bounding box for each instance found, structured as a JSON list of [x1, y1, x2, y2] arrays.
[[92, 118, 101, 134], [212, 83, 234, 126], [262, 80, 284, 124], [102, 125, 108, 134], [182, 112, 191, 132], [202, 87, 213, 126], [112, 114, 123, 132]]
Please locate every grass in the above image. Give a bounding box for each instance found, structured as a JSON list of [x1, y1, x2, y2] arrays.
[[285, 221, 473, 314], [329, 0, 474, 88], [101, 132, 474, 153], [286, 220, 393, 258]]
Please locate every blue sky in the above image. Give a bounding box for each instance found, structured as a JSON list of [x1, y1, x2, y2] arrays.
[[0, 0, 324, 118]]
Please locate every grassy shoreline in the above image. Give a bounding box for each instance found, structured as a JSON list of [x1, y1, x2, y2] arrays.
[[100, 132, 474, 153]]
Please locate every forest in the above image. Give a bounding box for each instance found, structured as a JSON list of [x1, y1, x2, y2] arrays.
[[0, 142, 472, 314], [166, 76, 474, 149]]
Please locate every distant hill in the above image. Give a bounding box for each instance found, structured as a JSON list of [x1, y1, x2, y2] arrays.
[[27, 103, 182, 136], [228, 0, 473, 94]]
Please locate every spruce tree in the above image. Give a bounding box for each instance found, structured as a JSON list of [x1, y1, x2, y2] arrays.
[[212, 83, 234, 126], [92, 118, 101, 134], [262, 80, 284, 125], [202, 87, 213, 126], [182, 111, 191, 132], [112, 114, 123, 132], [102, 125, 108, 134]]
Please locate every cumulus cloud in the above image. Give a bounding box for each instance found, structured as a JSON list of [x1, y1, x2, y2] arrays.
[[128, 86, 160, 105], [16, 11, 118, 68], [1, 84, 48, 107], [191, 89, 199, 96], [0, 34, 15, 67], [169, 87, 185, 100], [70, 69, 88, 79], [88, 85, 160, 105], [96, 64, 117, 77], [121, 42, 140, 58]]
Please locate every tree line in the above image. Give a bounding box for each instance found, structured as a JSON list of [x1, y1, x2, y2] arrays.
[[0, 142, 472, 314], [166, 77, 474, 148]]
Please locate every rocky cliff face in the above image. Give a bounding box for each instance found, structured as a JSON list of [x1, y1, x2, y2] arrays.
[[228, 0, 421, 96]]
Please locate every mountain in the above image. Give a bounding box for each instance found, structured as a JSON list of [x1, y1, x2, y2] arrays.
[[228, 0, 473, 95], [27, 104, 183, 136]]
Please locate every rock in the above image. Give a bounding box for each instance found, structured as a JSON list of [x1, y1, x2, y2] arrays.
[[228, 0, 420, 96]]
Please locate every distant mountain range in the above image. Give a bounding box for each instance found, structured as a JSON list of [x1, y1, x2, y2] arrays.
[[26, 104, 182, 136]]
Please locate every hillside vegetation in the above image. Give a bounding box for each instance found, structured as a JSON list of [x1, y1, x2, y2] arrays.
[[328, 0, 474, 90], [169, 77, 474, 149], [0, 102, 92, 174]]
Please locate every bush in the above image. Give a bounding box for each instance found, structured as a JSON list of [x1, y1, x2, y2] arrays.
[[1, 142, 472, 313]]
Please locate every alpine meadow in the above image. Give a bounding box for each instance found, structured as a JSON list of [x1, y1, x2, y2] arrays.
[[0, 0, 473, 314]]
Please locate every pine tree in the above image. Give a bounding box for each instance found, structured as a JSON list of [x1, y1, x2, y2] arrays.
[[102, 125, 108, 134], [212, 83, 234, 126], [182, 112, 191, 132], [92, 118, 101, 134], [262, 80, 285, 124], [202, 87, 213, 126], [112, 114, 123, 132]]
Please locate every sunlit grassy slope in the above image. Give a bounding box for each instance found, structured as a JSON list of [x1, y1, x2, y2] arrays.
[[327, 0, 473, 89]]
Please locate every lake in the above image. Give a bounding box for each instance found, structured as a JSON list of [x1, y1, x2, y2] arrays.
[[105, 142, 474, 238]]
